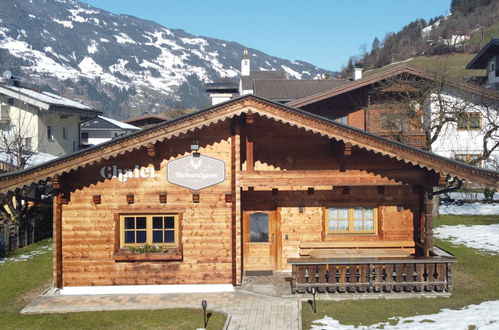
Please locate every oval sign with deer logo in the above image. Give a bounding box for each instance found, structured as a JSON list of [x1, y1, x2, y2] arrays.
[[167, 154, 225, 190]]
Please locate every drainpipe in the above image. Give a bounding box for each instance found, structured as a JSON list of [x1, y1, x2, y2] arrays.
[[429, 178, 463, 197]]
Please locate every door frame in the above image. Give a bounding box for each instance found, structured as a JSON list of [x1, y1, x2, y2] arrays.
[[242, 210, 281, 272]]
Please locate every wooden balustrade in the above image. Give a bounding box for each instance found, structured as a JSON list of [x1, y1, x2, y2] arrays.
[[289, 249, 456, 294]]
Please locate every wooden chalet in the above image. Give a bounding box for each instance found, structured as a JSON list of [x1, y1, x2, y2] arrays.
[[0, 95, 497, 295]]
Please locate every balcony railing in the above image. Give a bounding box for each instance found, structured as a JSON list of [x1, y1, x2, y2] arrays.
[[288, 247, 456, 294]]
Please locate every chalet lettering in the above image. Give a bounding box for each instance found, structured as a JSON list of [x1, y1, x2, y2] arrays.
[[167, 154, 225, 190], [99, 165, 157, 183]]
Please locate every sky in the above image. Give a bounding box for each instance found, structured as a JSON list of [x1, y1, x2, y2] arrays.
[[81, 0, 452, 72]]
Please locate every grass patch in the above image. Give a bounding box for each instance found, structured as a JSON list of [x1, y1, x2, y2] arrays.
[[0, 239, 226, 329], [302, 215, 499, 329]]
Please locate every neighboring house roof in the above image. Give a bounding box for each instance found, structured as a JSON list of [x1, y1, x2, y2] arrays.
[[123, 114, 169, 128], [81, 116, 141, 131], [0, 84, 100, 115], [0, 94, 497, 193], [241, 70, 286, 91], [0, 151, 57, 169], [466, 38, 499, 69], [288, 64, 499, 108], [254, 79, 349, 102], [205, 82, 239, 93]]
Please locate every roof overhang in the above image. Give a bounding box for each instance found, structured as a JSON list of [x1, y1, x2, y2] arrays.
[[288, 64, 499, 108]]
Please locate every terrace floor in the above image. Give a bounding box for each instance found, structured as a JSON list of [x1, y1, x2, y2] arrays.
[[22, 286, 301, 330]]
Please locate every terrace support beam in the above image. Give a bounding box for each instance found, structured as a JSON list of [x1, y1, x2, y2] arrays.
[[423, 189, 434, 257]]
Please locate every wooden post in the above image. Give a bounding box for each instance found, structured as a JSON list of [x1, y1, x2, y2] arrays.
[[423, 190, 434, 257], [231, 118, 242, 285], [245, 113, 254, 171], [53, 192, 63, 288]]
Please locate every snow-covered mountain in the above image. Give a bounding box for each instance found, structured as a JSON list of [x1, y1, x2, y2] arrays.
[[0, 0, 332, 119]]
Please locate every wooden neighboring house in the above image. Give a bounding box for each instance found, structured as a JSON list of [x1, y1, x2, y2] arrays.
[[123, 114, 169, 129], [466, 38, 499, 90], [0, 95, 496, 295], [288, 64, 499, 168], [80, 116, 141, 147]]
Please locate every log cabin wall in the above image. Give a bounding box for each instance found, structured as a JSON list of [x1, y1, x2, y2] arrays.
[[240, 116, 425, 271], [59, 121, 237, 287]]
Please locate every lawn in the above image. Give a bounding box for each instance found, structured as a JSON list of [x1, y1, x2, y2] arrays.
[[0, 239, 226, 330], [302, 214, 499, 329]]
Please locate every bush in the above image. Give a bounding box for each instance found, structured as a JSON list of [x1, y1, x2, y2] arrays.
[[484, 188, 496, 203]]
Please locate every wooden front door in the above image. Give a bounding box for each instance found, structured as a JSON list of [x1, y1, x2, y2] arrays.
[[243, 211, 278, 272]]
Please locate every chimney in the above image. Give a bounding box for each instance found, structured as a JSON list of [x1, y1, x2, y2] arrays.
[[241, 49, 250, 76], [352, 63, 363, 81]]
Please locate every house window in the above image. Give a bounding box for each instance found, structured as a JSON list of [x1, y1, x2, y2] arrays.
[[47, 126, 54, 141], [326, 207, 377, 234], [457, 112, 481, 130], [119, 214, 179, 248], [81, 132, 89, 141], [23, 137, 32, 151], [62, 126, 68, 140], [454, 154, 482, 167]]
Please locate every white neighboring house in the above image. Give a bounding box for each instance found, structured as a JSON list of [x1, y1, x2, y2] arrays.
[[80, 116, 141, 147], [0, 81, 100, 169], [430, 89, 499, 169]]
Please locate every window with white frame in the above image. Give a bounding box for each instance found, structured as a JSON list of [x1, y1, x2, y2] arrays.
[[326, 207, 377, 234]]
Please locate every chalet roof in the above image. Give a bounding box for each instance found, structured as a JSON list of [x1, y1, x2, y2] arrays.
[[288, 64, 499, 108], [0, 94, 497, 193], [466, 38, 499, 69], [0, 84, 100, 115], [81, 116, 141, 131], [241, 70, 286, 91], [254, 79, 349, 102]]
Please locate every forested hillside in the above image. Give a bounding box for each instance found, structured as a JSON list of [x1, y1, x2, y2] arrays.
[[341, 0, 499, 77]]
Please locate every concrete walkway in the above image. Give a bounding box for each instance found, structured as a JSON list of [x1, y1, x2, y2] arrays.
[[22, 290, 301, 330]]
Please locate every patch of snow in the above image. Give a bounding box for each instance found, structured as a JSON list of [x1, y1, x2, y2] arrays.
[[434, 224, 499, 254], [0, 151, 57, 168], [439, 202, 499, 215], [0, 244, 53, 266], [99, 37, 109, 43], [53, 18, 74, 29], [87, 40, 98, 54], [0, 37, 80, 80], [78, 56, 103, 76], [180, 37, 208, 46], [312, 300, 499, 330], [114, 32, 136, 44], [281, 65, 302, 79], [28, 14, 36, 19]]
